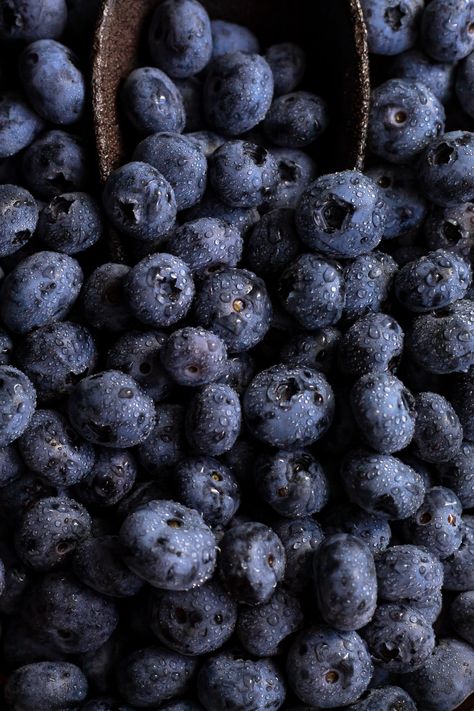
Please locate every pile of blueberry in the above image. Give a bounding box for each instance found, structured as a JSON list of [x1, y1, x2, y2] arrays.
[[0, 0, 473, 709]]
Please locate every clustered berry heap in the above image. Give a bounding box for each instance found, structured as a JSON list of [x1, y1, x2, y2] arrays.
[[0, 0, 472, 709]]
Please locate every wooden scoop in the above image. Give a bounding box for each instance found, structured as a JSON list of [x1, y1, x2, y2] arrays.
[[92, 0, 370, 184]]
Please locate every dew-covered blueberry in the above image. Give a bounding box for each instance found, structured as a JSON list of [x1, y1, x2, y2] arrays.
[[150, 579, 237, 656], [341, 450, 425, 520], [15, 495, 91, 571], [148, 0, 212, 78], [243, 364, 335, 448], [119, 499, 216, 590], [121, 67, 186, 135], [133, 131, 207, 211], [68, 370, 155, 448], [296, 170, 387, 258], [203, 51, 274, 136], [185, 383, 241, 456], [18, 409, 95, 486], [38, 192, 103, 254], [125, 252, 195, 328], [103, 162, 177, 242], [0, 91, 44, 159], [0, 183, 38, 257], [0, 250, 82, 334]]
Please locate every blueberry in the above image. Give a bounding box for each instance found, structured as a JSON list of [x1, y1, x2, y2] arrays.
[[0, 471, 56, 526], [264, 91, 328, 149], [278, 253, 345, 330], [161, 326, 227, 387], [395, 248, 471, 312], [107, 330, 173, 402], [281, 327, 341, 375], [339, 313, 404, 378], [185, 383, 241, 456], [219, 522, 285, 604], [15, 495, 91, 570], [148, 0, 212, 78], [0, 327, 13, 364], [256, 448, 329, 517], [175, 455, 240, 526], [287, 625, 373, 707], [195, 267, 272, 353], [362, 603, 435, 673], [4, 661, 87, 711], [0, 542, 32, 616], [203, 51, 274, 136], [390, 48, 454, 104], [198, 651, 286, 711], [237, 587, 303, 658], [296, 171, 387, 258], [345, 686, 417, 711], [350, 373, 416, 453], [118, 646, 197, 707], [68, 370, 155, 448], [262, 148, 317, 211], [209, 140, 279, 209], [422, 0, 474, 62], [0, 444, 23, 487], [402, 589, 443, 626], [408, 299, 474, 373], [81, 263, 135, 333], [360, 0, 424, 55], [165, 217, 242, 277], [343, 251, 397, 321], [21, 129, 88, 198], [437, 441, 474, 509], [457, 50, 474, 121], [103, 162, 177, 242], [183, 189, 259, 235], [121, 67, 185, 135], [404, 485, 463, 558], [81, 700, 136, 711], [400, 638, 474, 711], [18, 409, 95, 486], [0, 366, 36, 447], [448, 368, 474, 439], [442, 515, 474, 590], [314, 533, 377, 631], [38, 192, 103, 254], [19, 40, 85, 125], [216, 352, 255, 393], [366, 164, 427, 239], [417, 131, 474, 207], [1, 250, 82, 334], [246, 208, 299, 278], [368, 79, 445, 165], [376, 544, 444, 601], [136, 403, 186, 474], [424, 202, 474, 260], [341, 450, 425, 520], [73, 535, 143, 598], [119, 499, 216, 590], [0, 92, 44, 159], [176, 76, 203, 131], [321, 502, 392, 555], [265, 42, 306, 96], [150, 579, 237, 655], [210, 19, 259, 58], [412, 392, 463, 463], [272, 516, 324, 592], [125, 253, 195, 327], [450, 590, 474, 645], [25, 570, 118, 654], [73, 447, 137, 508], [133, 132, 207, 211], [244, 364, 334, 448]]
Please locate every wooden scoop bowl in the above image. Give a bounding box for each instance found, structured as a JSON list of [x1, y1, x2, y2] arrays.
[[92, 0, 370, 182]]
